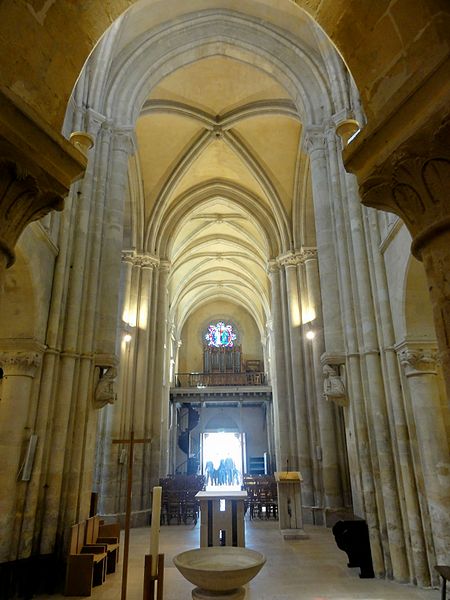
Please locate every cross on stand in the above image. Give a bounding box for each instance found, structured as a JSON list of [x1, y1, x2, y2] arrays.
[[112, 431, 152, 600]]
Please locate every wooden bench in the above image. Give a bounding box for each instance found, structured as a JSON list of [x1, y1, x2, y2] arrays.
[[64, 521, 108, 596], [85, 516, 120, 574], [435, 565, 450, 600]]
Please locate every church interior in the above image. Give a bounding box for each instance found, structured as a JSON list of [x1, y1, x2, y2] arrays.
[[0, 1, 449, 598]]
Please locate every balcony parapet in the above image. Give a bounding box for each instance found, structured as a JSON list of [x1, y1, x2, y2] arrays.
[[174, 371, 267, 388]]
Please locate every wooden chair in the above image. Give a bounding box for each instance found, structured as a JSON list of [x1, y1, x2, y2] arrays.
[[181, 489, 199, 525], [163, 490, 182, 524], [65, 521, 107, 596]]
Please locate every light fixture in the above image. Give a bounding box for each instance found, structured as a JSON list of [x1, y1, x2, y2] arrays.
[[123, 333, 132, 343], [305, 321, 316, 340]]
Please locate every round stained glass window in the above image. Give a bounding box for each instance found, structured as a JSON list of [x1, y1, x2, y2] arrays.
[[205, 322, 237, 348]]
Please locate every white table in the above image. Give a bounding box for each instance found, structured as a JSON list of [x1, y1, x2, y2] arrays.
[[195, 490, 248, 547]]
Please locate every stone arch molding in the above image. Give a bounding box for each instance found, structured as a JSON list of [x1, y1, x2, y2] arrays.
[[74, 7, 358, 131]]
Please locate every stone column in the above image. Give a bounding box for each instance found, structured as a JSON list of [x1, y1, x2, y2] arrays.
[[303, 129, 344, 355], [305, 124, 384, 577], [267, 261, 291, 472], [38, 119, 129, 548], [136, 256, 158, 512], [100, 251, 159, 522], [280, 254, 313, 505], [279, 263, 297, 465], [0, 350, 41, 562], [365, 208, 431, 586], [303, 249, 344, 510], [152, 261, 170, 483], [340, 163, 409, 581], [397, 344, 450, 564], [361, 119, 450, 402], [170, 400, 179, 475], [97, 251, 135, 519], [95, 127, 134, 361]]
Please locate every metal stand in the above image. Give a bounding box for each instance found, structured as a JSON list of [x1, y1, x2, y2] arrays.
[[143, 554, 164, 600]]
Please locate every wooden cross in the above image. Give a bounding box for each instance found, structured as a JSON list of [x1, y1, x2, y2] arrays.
[[112, 431, 152, 600]]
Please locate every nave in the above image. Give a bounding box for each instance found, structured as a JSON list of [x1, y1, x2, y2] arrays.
[[36, 521, 440, 600]]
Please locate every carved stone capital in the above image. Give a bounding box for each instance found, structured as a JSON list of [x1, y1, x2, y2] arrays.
[[159, 259, 171, 273], [266, 259, 279, 275], [397, 345, 438, 376], [277, 248, 317, 267], [111, 128, 135, 155], [136, 254, 160, 269], [121, 251, 159, 269], [121, 250, 135, 264], [360, 118, 450, 259], [0, 160, 64, 266], [299, 247, 318, 262], [0, 87, 87, 269], [278, 251, 303, 267], [85, 108, 108, 138], [0, 351, 42, 377], [303, 127, 326, 155]]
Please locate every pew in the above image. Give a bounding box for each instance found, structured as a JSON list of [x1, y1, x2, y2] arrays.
[[86, 516, 120, 574], [64, 521, 108, 596]]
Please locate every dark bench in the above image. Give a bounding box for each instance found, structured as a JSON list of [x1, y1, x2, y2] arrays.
[[64, 521, 108, 596], [435, 565, 450, 600], [332, 519, 374, 578]]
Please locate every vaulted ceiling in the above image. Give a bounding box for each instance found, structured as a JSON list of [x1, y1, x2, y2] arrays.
[[134, 55, 309, 334]]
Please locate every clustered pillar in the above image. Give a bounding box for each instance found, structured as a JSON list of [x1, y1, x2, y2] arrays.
[[0, 350, 42, 562], [397, 344, 450, 566], [96, 252, 171, 526], [0, 107, 135, 561], [302, 121, 448, 584], [268, 249, 345, 519]]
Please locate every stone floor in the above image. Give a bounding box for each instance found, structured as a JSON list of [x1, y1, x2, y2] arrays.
[[37, 520, 441, 600]]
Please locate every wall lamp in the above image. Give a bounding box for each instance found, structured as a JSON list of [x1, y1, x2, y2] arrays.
[[304, 321, 316, 341]]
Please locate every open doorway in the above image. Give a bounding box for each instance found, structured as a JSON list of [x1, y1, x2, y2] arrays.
[[202, 432, 244, 491]]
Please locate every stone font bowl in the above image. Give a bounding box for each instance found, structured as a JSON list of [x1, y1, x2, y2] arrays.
[[173, 547, 266, 592]]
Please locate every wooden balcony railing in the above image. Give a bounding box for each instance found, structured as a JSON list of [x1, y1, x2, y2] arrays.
[[174, 372, 266, 387]]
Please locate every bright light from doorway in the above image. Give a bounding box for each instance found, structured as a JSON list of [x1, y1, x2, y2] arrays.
[[202, 432, 243, 491]]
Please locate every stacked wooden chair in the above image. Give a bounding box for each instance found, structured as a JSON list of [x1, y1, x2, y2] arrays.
[[159, 474, 205, 525], [243, 475, 278, 520]]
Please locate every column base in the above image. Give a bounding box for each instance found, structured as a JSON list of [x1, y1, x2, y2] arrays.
[[280, 528, 309, 540], [192, 587, 245, 599]]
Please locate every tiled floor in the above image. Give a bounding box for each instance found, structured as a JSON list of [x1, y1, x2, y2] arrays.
[[37, 520, 441, 600]]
